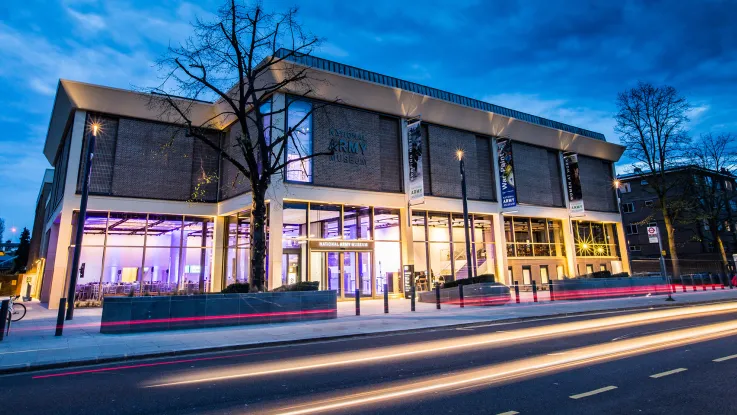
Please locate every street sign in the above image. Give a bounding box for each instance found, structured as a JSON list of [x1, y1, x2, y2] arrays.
[[647, 226, 659, 244]]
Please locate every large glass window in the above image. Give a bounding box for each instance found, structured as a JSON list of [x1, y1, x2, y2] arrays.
[[574, 220, 619, 257], [505, 216, 565, 258], [73, 211, 216, 300], [412, 211, 496, 287], [286, 99, 313, 182]]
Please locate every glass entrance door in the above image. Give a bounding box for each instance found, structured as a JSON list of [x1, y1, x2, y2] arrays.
[[343, 252, 372, 297]]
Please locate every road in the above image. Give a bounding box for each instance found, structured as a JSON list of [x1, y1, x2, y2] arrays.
[[3, 302, 737, 414]]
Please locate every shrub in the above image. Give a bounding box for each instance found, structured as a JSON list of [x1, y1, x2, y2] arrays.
[[273, 281, 320, 292], [442, 274, 495, 289], [611, 272, 630, 278], [222, 283, 251, 294], [585, 270, 612, 279]]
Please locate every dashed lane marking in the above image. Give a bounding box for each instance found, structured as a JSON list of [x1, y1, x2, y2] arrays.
[[569, 385, 618, 399], [650, 368, 687, 378], [713, 354, 737, 362]]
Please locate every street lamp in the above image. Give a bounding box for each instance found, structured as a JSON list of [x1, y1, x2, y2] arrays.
[[457, 150, 474, 281], [64, 122, 100, 321]]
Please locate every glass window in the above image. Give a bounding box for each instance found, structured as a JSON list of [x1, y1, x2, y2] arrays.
[[286, 99, 313, 182], [375, 208, 400, 241], [309, 203, 341, 239], [145, 214, 183, 247], [412, 211, 427, 242], [283, 202, 308, 248], [343, 206, 371, 240], [451, 214, 469, 243], [473, 215, 495, 276], [427, 213, 450, 242], [106, 212, 147, 247]]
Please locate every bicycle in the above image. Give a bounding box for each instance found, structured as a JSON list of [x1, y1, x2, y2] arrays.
[[7, 295, 26, 322]]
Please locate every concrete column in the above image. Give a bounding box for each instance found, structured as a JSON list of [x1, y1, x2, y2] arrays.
[[48, 110, 87, 309], [492, 213, 508, 285], [210, 215, 226, 292], [399, 206, 414, 266], [268, 200, 284, 290], [615, 221, 631, 274], [48, 211, 74, 309], [562, 216, 578, 277]]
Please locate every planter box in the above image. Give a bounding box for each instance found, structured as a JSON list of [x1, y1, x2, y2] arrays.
[[417, 283, 511, 306], [552, 276, 669, 301], [101, 291, 337, 334]]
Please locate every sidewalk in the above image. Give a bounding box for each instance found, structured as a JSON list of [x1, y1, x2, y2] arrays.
[[1, 289, 736, 374]]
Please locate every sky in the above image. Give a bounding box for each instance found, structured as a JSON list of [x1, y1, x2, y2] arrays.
[[0, 0, 735, 240]]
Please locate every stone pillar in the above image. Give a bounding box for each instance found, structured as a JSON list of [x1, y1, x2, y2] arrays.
[[562, 216, 578, 277], [210, 216, 226, 292], [615, 221, 631, 274], [268, 201, 284, 290], [492, 213, 508, 285]]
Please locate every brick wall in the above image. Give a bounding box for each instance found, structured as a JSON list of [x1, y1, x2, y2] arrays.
[[513, 142, 564, 207], [578, 155, 617, 212], [219, 123, 251, 200], [73, 116, 221, 202], [311, 104, 402, 193], [425, 124, 495, 201]]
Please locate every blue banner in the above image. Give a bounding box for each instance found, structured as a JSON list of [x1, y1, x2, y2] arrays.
[[497, 139, 517, 209]]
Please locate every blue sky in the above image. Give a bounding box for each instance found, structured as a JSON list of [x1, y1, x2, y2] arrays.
[[0, 0, 735, 239]]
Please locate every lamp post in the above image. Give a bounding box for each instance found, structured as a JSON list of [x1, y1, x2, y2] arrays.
[[457, 150, 474, 281], [65, 123, 99, 320]]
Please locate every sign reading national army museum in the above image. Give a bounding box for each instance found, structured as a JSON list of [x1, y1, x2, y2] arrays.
[[328, 128, 368, 166]]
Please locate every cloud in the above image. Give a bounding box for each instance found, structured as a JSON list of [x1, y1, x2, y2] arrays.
[[65, 7, 107, 32], [483, 93, 618, 143]]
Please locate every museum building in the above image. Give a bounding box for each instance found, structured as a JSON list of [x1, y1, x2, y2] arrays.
[[33, 51, 629, 307]]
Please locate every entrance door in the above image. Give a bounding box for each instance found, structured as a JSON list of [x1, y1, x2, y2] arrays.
[[343, 252, 372, 298], [281, 253, 300, 286], [327, 252, 340, 295]]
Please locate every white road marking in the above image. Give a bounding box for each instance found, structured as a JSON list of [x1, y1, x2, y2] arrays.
[[569, 385, 618, 399], [497, 411, 519, 415], [713, 354, 737, 362], [455, 328, 474, 331], [650, 368, 687, 378]]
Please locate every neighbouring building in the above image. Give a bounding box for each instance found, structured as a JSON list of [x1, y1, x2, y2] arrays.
[[618, 166, 737, 274], [32, 51, 628, 307]]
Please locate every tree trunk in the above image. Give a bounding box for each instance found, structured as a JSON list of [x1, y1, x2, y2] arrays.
[[715, 230, 729, 276], [661, 208, 681, 278], [250, 187, 268, 292]]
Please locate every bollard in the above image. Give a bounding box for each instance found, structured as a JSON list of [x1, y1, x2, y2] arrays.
[[691, 275, 697, 292], [532, 281, 538, 303], [0, 299, 8, 341], [384, 284, 389, 314], [55, 298, 66, 337], [710, 274, 716, 291], [682, 278, 687, 293], [513, 281, 520, 304], [355, 290, 360, 316], [435, 284, 441, 310], [720, 274, 726, 290], [702, 276, 707, 291], [548, 280, 555, 301], [411, 285, 416, 311], [459, 284, 465, 308]]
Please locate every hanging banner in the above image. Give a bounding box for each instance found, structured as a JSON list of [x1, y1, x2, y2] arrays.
[[563, 153, 585, 216], [497, 139, 517, 209], [407, 121, 424, 205]]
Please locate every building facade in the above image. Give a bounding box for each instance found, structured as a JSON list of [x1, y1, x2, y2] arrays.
[[34, 53, 628, 307], [618, 166, 737, 273]]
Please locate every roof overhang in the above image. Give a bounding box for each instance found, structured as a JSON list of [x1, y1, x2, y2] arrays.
[[43, 80, 219, 164]]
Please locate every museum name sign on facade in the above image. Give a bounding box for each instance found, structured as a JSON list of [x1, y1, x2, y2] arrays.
[[328, 128, 368, 166], [309, 240, 374, 251]]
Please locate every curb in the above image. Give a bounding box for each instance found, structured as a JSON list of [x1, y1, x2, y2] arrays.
[[2, 297, 736, 376]]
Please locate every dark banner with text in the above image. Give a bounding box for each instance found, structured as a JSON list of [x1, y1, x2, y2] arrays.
[[497, 139, 517, 209], [564, 153, 585, 215]]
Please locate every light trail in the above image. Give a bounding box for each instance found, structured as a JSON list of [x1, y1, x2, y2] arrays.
[[268, 320, 737, 414], [146, 302, 737, 388]]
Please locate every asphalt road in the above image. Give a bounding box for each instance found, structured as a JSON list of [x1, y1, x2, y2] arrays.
[[3, 302, 737, 415]]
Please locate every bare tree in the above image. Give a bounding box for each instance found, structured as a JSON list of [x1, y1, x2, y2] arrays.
[[615, 82, 691, 277], [686, 133, 737, 275], [149, 1, 333, 291]]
